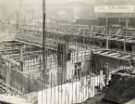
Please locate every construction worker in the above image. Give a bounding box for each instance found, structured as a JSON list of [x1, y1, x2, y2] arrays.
[[74, 62, 81, 79]]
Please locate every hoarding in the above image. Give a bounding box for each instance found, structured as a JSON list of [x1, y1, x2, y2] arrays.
[[94, 5, 135, 13]]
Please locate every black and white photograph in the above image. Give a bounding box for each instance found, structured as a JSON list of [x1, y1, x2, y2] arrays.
[[0, 0, 134, 104]]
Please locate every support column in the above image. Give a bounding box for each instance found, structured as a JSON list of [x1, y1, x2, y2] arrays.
[[20, 46, 24, 71], [57, 42, 68, 84], [132, 45, 135, 54], [106, 18, 109, 49], [99, 70, 104, 90], [105, 63, 109, 86], [124, 18, 129, 52], [6, 62, 11, 86]]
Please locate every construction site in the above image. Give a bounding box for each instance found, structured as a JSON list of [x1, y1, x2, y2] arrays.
[[0, 0, 135, 104]]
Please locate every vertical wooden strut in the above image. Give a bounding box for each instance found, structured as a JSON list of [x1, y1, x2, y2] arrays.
[[42, 0, 46, 79], [106, 18, 109, 49], [124, 18, 128, 52]]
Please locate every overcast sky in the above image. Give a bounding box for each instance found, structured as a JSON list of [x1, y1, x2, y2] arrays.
[[0, 0, 135, 22]]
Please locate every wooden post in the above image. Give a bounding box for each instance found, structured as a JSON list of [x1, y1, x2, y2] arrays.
[[20, 46, 24, 71], [42, 0, 47, 81], [105, 63, 109, 85], [132, 45, 135, 54], [99, 70, 104, 90], [6, 62, 11, 86], [124, 18, 128, 52], [57, 42, 68, 84], [106, 18, 109, 49]]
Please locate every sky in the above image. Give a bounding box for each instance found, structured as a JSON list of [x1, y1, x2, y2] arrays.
[[0, 0, 135, 22]]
